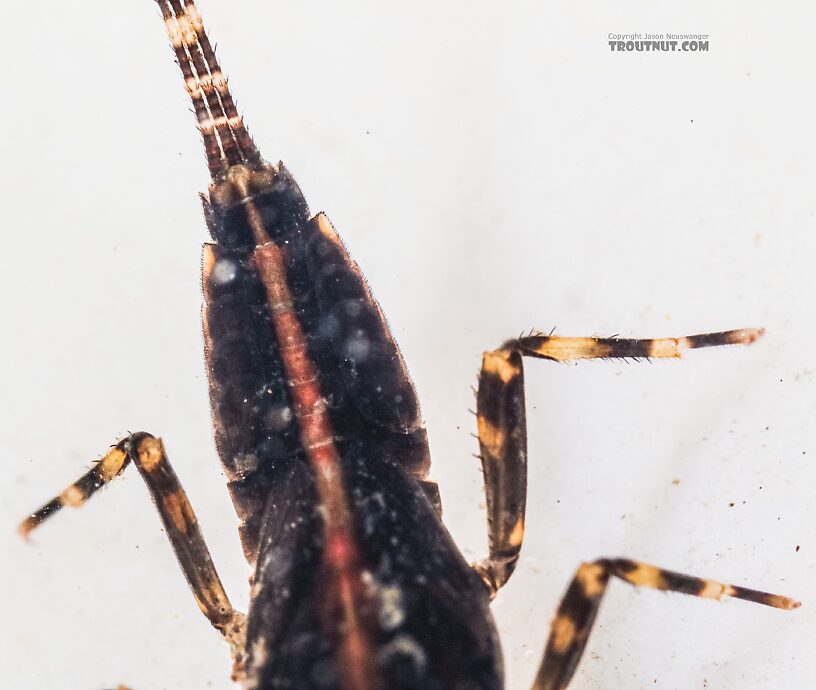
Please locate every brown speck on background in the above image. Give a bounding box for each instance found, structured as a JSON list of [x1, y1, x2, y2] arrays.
[[672, 478, 680, 486], [796, 545, 801, 552], [729, 502, 735, 508]]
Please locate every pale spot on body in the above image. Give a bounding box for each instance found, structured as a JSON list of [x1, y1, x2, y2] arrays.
[[549, 615, 577, 654], [60, 484, 85, 507], [245, 637, 270, 690], [577, 562, 607, 597], [164, 17, 183, 47], [265, 404, 293, 432], [137, 437, 164, 472], [345, 331, 371, 361], [185, 3, 204, 31], [184, 76, 200, 95], [483, 350, 519, 382], [379, 634, 427, 673], [97, 447, 128, 482], [315, 213, 343, 248], [377, 584, 406, 631], [210, 70, 227, 91], [699, 579, 728, 600], [232, 452, 260, 477], [508, 517, 525, 548], [624, 563, 667, 590], [477, 417, 506, 456], [162, 491, 190, 534], [177, 14, 196, 46], [345, 300, 363, 317], [250, 578, 264, 599], [535, 337, 612, 361], [212, 258, 238, 285], [648, 338, 684, 358]]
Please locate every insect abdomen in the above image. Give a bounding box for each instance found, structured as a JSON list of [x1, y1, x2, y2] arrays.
[[245, 451, 501, 690], [202, 163, 431, 562]]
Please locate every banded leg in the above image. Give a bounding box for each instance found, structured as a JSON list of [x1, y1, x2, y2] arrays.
[[512, 327, 764, 362], [473, 327, 766, 593], [19, 433, 246, 662], [473, 327, 765, 593], [533, 558, 799, 690], [469, 327, 798, 686]]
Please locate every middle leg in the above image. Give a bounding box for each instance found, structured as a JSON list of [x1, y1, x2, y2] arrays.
[[473, 327, 766, 593], [470, 326, 798, 687]]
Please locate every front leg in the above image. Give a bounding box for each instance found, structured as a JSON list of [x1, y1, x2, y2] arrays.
[[19, 433, 246, 667]]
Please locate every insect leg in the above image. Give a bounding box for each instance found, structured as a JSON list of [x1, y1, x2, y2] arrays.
[[19, 433, 246, 660], [19, 443, 130, 537], [531, 558, 799, 690], [472, 348, 527, 593], [513, 327, 764, 362], [472, 327, 764, 595]]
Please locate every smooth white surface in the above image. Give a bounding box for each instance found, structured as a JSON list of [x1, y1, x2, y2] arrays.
[[2, 1, 815, 689]]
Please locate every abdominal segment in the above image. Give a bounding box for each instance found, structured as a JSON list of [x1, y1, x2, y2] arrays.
[[202, 186, 429, 564]]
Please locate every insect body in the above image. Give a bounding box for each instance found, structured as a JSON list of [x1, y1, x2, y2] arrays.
[[20, 2, 799, 689]]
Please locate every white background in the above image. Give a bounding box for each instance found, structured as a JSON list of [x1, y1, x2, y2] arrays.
[[2, 1, 815, 689]]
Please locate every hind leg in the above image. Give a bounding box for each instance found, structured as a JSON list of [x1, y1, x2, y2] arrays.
[[531, 558, 797, 690]]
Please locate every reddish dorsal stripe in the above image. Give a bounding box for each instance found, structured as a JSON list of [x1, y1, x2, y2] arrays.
[[251, 236, 378, 690], [252, 244, 339, 469]]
